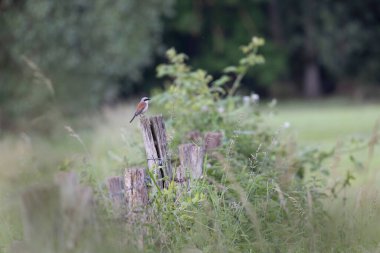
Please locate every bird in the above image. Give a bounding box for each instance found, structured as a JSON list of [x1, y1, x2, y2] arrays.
[[130, 97, 151, 123]]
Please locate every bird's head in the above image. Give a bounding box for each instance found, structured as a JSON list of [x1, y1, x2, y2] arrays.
[[141, 97, 151, 103]]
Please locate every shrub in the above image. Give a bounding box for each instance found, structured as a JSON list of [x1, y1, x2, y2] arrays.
[[145, 37, 336, 252]]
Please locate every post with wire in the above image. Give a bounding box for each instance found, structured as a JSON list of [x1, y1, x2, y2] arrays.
[[139, 115, 173, 189]]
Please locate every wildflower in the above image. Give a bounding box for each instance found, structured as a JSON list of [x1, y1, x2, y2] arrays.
[[201, 105, 209, 112], [251, 93, 260, 103], [243, 96, 250, 106], [268, 98, 277, 108], [217, 106, 225, 114], [283, 122, 291, 129]]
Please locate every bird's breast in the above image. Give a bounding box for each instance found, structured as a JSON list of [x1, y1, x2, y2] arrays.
[[142, 103, 148, 113]]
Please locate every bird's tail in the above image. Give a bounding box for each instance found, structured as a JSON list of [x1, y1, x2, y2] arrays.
[[130, 114, 137, 123]]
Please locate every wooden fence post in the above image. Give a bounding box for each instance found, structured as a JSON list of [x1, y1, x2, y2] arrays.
[[21, 185, 62, 253], [186, 130, 202, 143], [107, 176, 124, 212], [124, 167, 148, 250], [9, 241, 28, 253], [140, 115, 172, 189], [177, 144, 205, 186], [17, 171, 93, 253], [54, 172, 94, 251], [124, 167, 148, 214], [204, 132, 223, 151]]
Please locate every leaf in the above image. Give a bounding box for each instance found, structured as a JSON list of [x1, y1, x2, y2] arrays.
[[349, 155, 365, 170], [223, 66, 238, 73], [209, 87, 226, 95], [213, 75, 231, 86]]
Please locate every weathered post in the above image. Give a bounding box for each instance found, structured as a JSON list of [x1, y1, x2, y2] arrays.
[[140, 115, 172, 189], [9, 241, 28, 253], [186, 130, 202, 143], [54, 171, 94, 250], [124, 167, 148, 213], [204, 132, 223, 151], [177, 143, 205, 187], [18, 171, 93, 253], [107, 176, 124, 211], [124, 167, 148, 250], [21, 185, 62, 253]]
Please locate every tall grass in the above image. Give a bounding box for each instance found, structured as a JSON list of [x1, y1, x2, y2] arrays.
[[1, 39, 380, 252], [0, 101, 380, 252]]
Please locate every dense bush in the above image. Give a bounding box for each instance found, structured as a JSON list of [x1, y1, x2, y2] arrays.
[[133, 37, 337, 251]]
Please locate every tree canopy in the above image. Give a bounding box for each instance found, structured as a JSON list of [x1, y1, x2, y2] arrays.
[[1, 0, 380, 129]]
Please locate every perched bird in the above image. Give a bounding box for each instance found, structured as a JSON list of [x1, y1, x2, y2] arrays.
[[130, 97, 151, 123]]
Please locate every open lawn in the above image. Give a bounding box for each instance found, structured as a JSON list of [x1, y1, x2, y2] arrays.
[[267, 99, 380, 178], [267, 99, 380, 146]]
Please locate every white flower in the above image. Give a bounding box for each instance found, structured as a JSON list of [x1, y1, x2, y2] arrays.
[[283, 122, 291, 129], [201, 105, 209, 112], [217, 106, 225, 114], [243, 96, 250, 106], [268, 98, 277, 108], [251, 93, 260, 103]]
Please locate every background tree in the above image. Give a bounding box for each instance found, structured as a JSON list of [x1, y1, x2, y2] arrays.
[[0, 0, 173, 128], [163, 0, 380, 97], [1, 0, 380, 130]]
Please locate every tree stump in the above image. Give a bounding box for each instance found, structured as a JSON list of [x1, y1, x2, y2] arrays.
[[178, 144, 205, 185], [9, 241, 28, 253], [21, 185, 62, 253], [107, 176, 124, 211], [54, 171, 94, 250], [186, 130, 202, 144], [204, 132, 223, 151], [19, 171, 94, 253], [140, 115, 172, 189], [124, 167, 148, 214], [124, 167, 148, 250]]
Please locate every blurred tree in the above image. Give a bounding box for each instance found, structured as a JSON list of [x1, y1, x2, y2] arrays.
[[163, 0, 287, 89], [5, 0, 173, 82], [316, 0, 380, 85], [0, 0, 173, 129], [279, 0, 380, 97], [163, 0, 380, 98]]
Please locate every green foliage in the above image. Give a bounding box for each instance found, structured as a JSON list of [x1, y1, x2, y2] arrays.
[[0, 0, 174, 130], [165, 0, 380, 94], [148, 37, 344, 251], [165, 0, 287, 87], [155, 36, 265, 145], [3, 36, 380, 253], [5, 0, 173, 81]]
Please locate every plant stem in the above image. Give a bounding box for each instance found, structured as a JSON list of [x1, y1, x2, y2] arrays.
[[228, 72, 244, 97]]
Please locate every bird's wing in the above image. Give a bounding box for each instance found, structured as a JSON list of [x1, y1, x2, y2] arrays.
[[134, 101, 146, 116]]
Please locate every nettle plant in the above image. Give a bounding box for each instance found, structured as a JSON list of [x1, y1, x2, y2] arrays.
[[146, 37, 360, 251], [154, 37, 265, 145], [153, 36, 338, 184]]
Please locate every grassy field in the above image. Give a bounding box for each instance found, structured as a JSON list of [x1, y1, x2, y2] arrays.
[[267, 99, 380, 145], [268, 99, 380, 252], [1, 99, 380, 252], [267, 99, 380, 179]]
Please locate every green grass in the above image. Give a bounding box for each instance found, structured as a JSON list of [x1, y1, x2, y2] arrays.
[[267, 99, 380, 252], [266, 99, 380, 176], [267, 99, 380, 145], [267, 99, 380, 196], [1, 99, 380, 252]]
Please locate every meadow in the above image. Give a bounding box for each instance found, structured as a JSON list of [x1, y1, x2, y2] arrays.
[[1, 98, 379, 252], [1, 41, 379, 252]]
